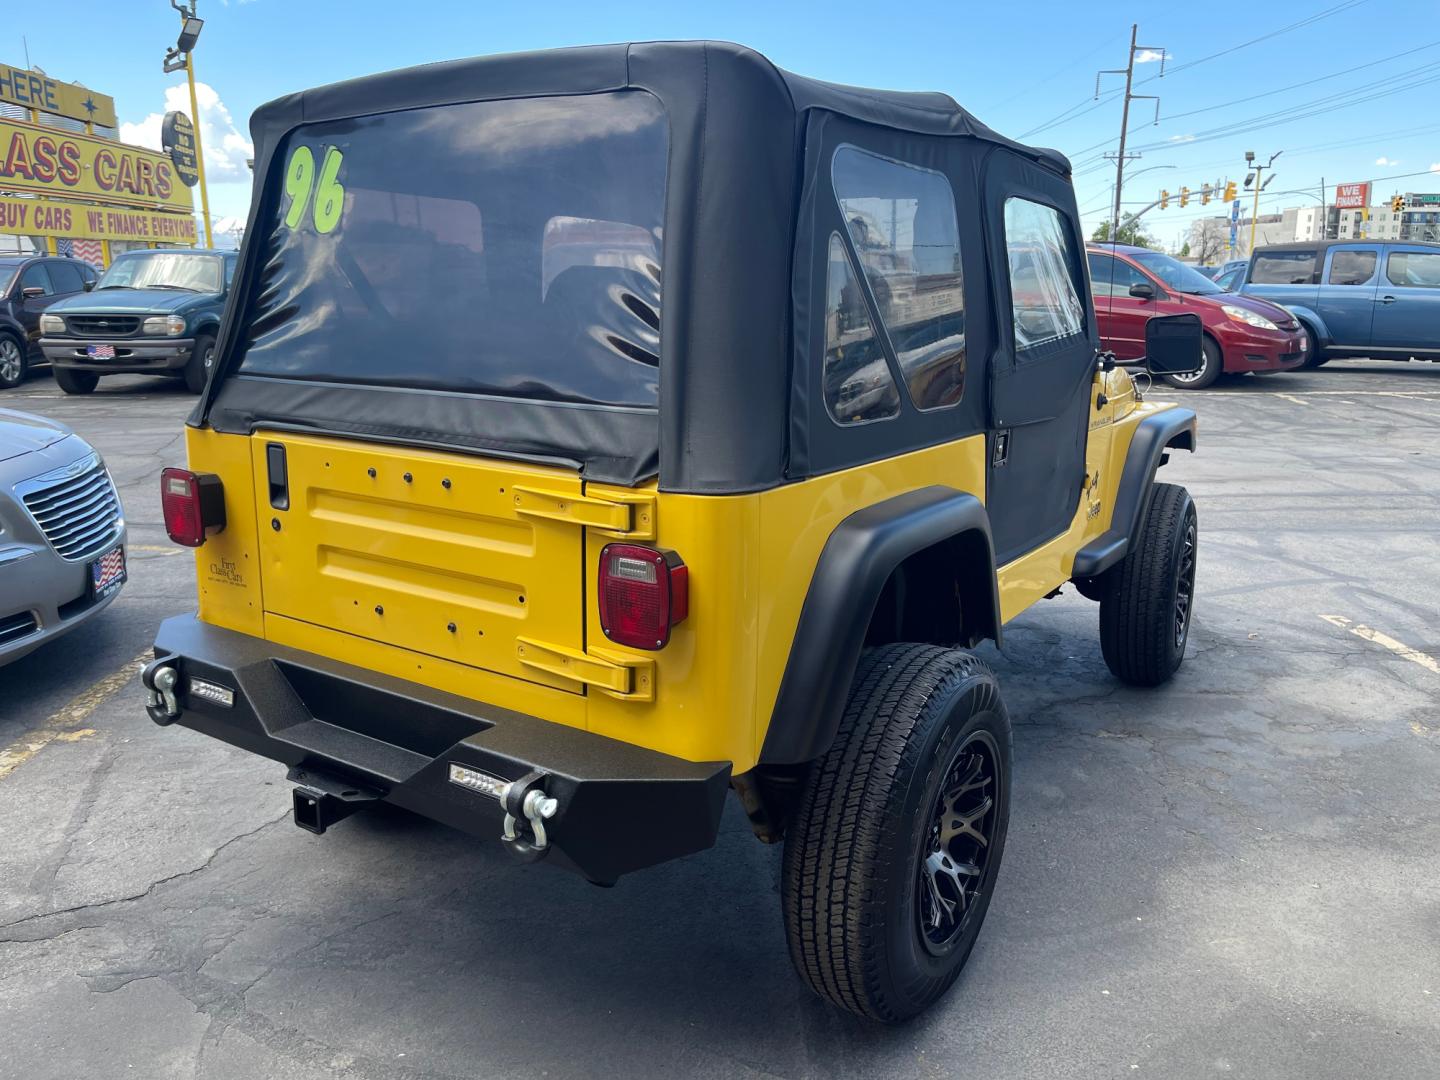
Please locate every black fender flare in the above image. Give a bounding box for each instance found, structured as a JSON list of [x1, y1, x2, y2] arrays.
[[758, 486, 999, 765], [1071, 408, 1197, 580]]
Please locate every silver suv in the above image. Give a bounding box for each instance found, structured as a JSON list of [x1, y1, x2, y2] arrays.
[[0, 409, 126, 665]]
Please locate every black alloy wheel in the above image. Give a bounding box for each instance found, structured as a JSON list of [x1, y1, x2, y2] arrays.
[[917, 732, 1001, 954]]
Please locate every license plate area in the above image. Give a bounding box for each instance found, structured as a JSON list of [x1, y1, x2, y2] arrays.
[[85, 345, 117, 360], [90, 544, 126, 599]]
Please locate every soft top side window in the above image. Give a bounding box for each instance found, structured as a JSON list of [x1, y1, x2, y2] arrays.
[[822, 232, 900, 425], [832, 146, 967, 412], [1003, 198, 1084, 351]]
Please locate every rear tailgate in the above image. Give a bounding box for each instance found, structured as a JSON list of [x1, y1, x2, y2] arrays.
[[252, 432, 587, 693]]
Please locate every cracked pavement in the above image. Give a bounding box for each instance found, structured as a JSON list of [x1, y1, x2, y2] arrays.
[[1, 363, 1438, 1079]]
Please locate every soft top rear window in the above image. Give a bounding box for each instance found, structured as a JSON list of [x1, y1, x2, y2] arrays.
[[236, 91, 667, 408]]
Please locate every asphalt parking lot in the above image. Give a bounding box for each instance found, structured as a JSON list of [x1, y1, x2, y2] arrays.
[[2, 363, 1438, 1080]]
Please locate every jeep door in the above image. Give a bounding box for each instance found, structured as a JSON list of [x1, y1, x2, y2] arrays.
[[985, 151, 1094, 563], [1316, 245, 1379, 348], [1372, 247, 1440, 356]]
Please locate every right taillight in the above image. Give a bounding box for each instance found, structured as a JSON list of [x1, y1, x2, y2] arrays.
[[598, 543, 688, 650], [161, 467, 226, 547]]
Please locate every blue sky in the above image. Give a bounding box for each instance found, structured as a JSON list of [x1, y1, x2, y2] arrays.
[[17, 0, 1440, 248]]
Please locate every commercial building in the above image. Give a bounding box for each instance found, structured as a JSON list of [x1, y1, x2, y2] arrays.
[[1189, 191, 1440, 260], [0, 62, 195, 266]]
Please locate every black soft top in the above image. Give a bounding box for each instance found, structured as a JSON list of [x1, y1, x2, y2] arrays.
[[200, 41, 1072, 491]]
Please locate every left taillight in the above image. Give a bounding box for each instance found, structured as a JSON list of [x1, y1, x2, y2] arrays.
[[161, 467, 226, 547], [598, 543, 688, 650]]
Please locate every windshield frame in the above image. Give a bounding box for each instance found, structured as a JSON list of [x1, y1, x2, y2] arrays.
[[96, 252, 224, 293], [1131, 251, 1223, 296]]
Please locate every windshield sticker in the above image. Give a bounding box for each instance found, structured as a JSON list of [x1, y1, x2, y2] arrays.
[[281, 145, 345, 234]]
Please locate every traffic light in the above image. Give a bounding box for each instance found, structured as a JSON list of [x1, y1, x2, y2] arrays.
[[1223, 181, 1238, 202], [1392, 195, 1405, 213], [1201, 184, 1212, 205], [1180, 186, 1190, 208], [1160, 189, 1170, 210]]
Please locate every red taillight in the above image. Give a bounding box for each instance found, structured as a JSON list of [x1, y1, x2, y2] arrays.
[[161, 467, 226, 547], [598, 543, 688, 650]]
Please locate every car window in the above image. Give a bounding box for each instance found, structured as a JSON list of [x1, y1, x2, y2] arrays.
[[18, 262, 54, 296], [1385, 250, 1440, 288], [224, 257, 237, 286], [1251, 250, 1316, 285], [47, 261, 85, 294], [81, 263, 98, 284], [1214, 266, 1243, 292], [1086, 252, 1151, 298], [1327, 249, 1377, 286], [1004, 199, 1085, 351], [823, 232, 901, 425], [832, 147, 966, 411]]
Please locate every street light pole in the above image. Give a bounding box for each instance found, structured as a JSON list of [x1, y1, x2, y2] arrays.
[[166, 0, 212, 249], [1245, 150, 1281, 254]]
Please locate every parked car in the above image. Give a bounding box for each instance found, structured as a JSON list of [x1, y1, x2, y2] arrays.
[[0, 256, 99, 389], [1213, 264, 1245, 292], [1086, 243, 1307, 388], [39, 248, 237, 394], [0, 408, 126, 665], [1236, 240, 1440, 367], [141, 40, 1204, 1024]]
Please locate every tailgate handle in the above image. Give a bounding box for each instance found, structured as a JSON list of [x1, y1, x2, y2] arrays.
[[516, 638, 655, 702], [266, 442, 289, 511]]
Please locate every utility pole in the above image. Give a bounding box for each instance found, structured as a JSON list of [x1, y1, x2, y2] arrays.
[[1319, 177, 1326, 241], [164, 0, 213, 249], [1097, 25, 1165, 241]]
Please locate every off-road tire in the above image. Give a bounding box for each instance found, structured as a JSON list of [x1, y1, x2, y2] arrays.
[[781, 643, 1011, 1023], [54, 366, 98, 395], [1163, 335, 1223, 390], [1099, 482, 1197, 686], [0, 332, 26, 388], [183, 333, 216, 394]]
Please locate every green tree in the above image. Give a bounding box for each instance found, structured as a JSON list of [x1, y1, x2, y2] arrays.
[[1091, 214, 1156, 249], [1178, 240, 1191, 258]]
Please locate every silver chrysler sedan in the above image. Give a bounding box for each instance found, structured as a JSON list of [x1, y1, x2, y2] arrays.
[[0, 409, 126, 665]]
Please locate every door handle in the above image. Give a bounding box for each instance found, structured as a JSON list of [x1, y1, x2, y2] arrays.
[[266, 442, 289, 511], [1374, 295, 1398, 304]]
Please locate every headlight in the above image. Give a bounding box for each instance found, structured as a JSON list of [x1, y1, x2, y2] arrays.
[[143, 315, 187, 336], [39, 314, 65, 334], [1221, 304, 1278, 332]]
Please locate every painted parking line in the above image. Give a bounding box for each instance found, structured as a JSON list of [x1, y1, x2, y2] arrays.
[[1320, 615, 1440, 675], [1274, 393, 1310, 406], [128, 544, 185, 556], [0, 651, 149, 781], [1203, 389, 1440, 399]]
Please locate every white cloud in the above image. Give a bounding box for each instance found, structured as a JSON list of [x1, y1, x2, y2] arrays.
[[1167, 134, 1195, 143], [1134, 49, 1170, 64], [119, 82, 253, 183], [1375, 156, 1400, 167], [1431, 162, 1440, 173]]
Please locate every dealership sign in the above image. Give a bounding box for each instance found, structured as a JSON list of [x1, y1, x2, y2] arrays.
[[1334, 182, 1370, 209], [161, 111, 199, 188], [0, 118, 193, 212], [0, 194, 196, 244], [0, 63, 117, 128]]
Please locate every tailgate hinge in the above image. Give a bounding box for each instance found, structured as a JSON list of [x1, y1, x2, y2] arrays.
[[512, 486, 656, 540], [516, 638, 655, 702]]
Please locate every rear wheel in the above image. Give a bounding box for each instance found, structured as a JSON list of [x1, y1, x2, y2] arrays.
[[54, 366, 98, 395], [1099, 482, 1197, 686], [183, 333, 216, 394], [0, 333, 25, 389], [782, 643, 1011, 1023], [1163, 336, 1223, 390]]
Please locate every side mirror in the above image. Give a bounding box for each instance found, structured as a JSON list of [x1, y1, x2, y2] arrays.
[[1128, 281, 1156, 301], [1143, 313, 1204, 376], [83, 280, 96, 292], [20, 286, 45, 299]]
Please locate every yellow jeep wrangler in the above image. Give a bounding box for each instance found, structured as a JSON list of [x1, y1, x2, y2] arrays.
[[144, 42, 1202, 1022]]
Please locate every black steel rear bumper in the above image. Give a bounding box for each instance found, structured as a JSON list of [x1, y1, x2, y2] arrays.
[[144, 614, 731, 883]]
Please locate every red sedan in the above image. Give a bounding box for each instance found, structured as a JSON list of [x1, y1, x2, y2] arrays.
[[1086, 243, 1307, 389]]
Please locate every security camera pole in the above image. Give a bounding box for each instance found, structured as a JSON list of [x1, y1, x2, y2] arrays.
[[163, 0, 212, 249]]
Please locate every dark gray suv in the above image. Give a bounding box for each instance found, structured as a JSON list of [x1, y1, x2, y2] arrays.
[[0, 256, 99, 389]]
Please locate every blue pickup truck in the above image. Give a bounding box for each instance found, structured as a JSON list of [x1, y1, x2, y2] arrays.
[[1237, 240, 1440, 368]]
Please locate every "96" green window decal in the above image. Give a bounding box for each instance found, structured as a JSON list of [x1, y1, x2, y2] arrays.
[[281, 145, 345, 234]]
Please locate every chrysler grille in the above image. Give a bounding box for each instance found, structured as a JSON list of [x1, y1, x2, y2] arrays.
[[66, 315, 142, 337], [22, 464, 123, 562]]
